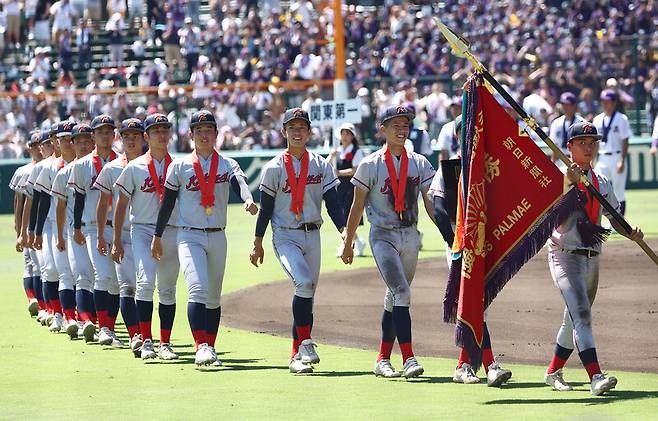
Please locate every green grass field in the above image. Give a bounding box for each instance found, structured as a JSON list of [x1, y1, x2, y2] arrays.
[[1, 190, 657, 420]]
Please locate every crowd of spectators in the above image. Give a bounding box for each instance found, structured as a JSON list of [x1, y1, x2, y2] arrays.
[[0, 0, 656, 158]]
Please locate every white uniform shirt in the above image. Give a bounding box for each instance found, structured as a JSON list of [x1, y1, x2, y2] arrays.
[[593, 112, 631, 154], [93, 156, 129, 229], [549, 114, 585, 154], [35, 156, 70, 221], [25, 156, 54, 197], [68, 152, 117, 225], [51, 161, 76, 225]]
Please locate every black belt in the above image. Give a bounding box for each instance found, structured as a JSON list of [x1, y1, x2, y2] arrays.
[[188, 227, 223, 233], [561, 248, 599, 258], [80, 221, 113, 227], [293, 223, 321, 232], [599, 151, 621, 156]]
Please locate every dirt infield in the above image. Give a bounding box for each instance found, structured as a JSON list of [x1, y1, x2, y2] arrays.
[[223, 239, 658, 373]]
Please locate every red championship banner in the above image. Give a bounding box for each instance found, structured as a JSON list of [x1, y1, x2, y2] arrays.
[[450, 80, 576, 368]]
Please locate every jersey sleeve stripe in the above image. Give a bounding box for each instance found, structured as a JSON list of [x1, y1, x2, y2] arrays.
[[115, 182, 132, 197], [351, 176, 369, 191], [260, 184, 276, 195]]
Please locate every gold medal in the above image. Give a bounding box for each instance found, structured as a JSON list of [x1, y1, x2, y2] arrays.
[[295, 213, 301, 221], [205, 207, 213, 216], [398, 212, 403, 221]]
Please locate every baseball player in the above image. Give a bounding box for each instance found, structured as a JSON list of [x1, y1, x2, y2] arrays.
[[68, 114, 122, 347], [435, 97, 462, 160], [404, 103, 432, 158], [151, 110, 257, 366], [94, 118, 146, 354], [341, 105, 435, 379], [9, 132, 43, 317], [549, 92, 585, 168], [593, 89, 631, 216], [51, 123, 97, 341], [544, 121, 643, 395], [250, 108, 345, 374], [33, 121, 79, 337], [23, 127, 59, 326], [114, 114, 181, 361]]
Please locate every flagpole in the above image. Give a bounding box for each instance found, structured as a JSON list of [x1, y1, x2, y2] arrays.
[[435, 19, 658, 267]]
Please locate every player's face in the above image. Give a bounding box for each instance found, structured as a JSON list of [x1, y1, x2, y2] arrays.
[[121, 130, 145, 156], [282, 120, 311, 149], [562, 103, 577, 116], [602, 99, 615, 115], [92, 126, 115, 149], [73, 135, 94, 157], [191, 124, 217, 154], [57, 135, 74, 156], [380, 116, 410, 147], [568, 136, 599, 166], [146, 125, 171, 152], [40, 141, 54, 157], [29, 144, 43, 161], [50, 135, 60, 154], [450, 104, 461, 118]]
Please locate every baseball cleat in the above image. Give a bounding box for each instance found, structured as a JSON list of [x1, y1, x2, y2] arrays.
[[130, 334, 143, 357], [299, 339, 320, 364], [98, 327, 114, 346], [77, 321, 84, 337], [208, 346, 222, 367], [487, 362, 512, 387], [158, 343, 178, 360], [591, 373, 617, 396], [194, 343, 216, 366], [374, 359, 401, 378], [289, 353, 313, 374], [141, 339, 157, 360], [402, 357, 424, 379], [453, 363, 481, 384], [36, 309, 47, 323], [545, 368, 573, 391], [107, 330, 124, 348], [82, 321, 96, 343], [28, 299, 39, 317], [44, 312, 55, 326], [65, 319, 79, 339], [49, 313, 64, 332]]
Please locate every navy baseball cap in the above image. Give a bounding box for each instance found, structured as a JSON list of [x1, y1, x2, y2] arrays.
[[91, 114, 116, 130], [27, 131, 41, 147], [568, 121, 602, 142], [379, 105, 415, 126], [190, 109, 217, 128], [144, 113, 171, 131], [119, 118, 145, 134], [72, 124, 93, 138], [282, 108, 311, 127], [559, 92, 577, 105], [49, 124, 59, 137], [56, 120, 75, 137], [40, 129, 52, 143], [600, 89, 617, 101]]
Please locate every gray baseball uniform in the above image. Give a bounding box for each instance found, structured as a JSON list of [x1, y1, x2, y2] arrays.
[[68, 152, 119, 294], [15, 162, 42, 276], [593, 112, 631, 202], [548, 171, 620, 352], [351, 149, 435, 309], [26, 157, 54, 280], [10, 163, 37, 280], [115, 154, 180, 305], [259, 151, 339, 298], [165, 152, 251, 308]]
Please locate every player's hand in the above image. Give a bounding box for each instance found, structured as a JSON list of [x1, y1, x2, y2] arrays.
[[111, 242, 124, 263], [27, 231, 35, 249], [341, 239, 354, 265], [249, 243, 264, 267], [650, 146, 657, 156], [151, 236, 163, 261], [74, 229, 86, 246], [566, 163, 583, 185], [18, 233, 27, 249], [617, 159, 625, 174], [628, 227, 644, 242], [244, 199, 258, 215], [56, 237, 66, 252], [15, 236, 24, 252], [97, 235, 108, 256]]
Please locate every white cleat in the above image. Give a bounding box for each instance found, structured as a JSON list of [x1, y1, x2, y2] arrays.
[[208, 346, 222, 366], [158, 343, 178, 360], [453, 363, 481, 384], [28, 299, 39, 317], [402, 357, 424, 379], [289, 353, 313, 374], [299, 339, 320, 364], [374, 359, 401, 378], [130, 334, 143, 357], [44, 312, 54, 326], [107, 330, 124, 348], [141, 339, 157, 360], [36, 309, 47, 324], [487, 362, 512, 387], [49, 313, 64, 332], [545, 368, 573, 391], [194, 343, 216, 366], [98, 327, 114, 346], [77, 321, 84, 337], [65, 319, 78, 339], [591, 373, 617, 396], [82, 321, 96, 343]]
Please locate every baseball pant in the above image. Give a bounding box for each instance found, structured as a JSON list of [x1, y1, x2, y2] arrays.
[[23, 248, 34, 279], [66, 226, 94, 292], [115, 227, 136, 298], [272, 228, 321, 299], [369, 225, 420, 310], [28, 247, 41, 275], [548, 249, 599, 351], [177, 228, 226, 308], [40, 220, 59, 284], [83, 224, 119, 294], [47, 222, 74, 291], [595, 154, 627, 202], [131, 224, 179, 305]]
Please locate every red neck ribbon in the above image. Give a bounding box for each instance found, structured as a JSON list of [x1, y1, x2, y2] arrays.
[[191, 150, 219, 210], [283, 150, 309, 219], [384, 148, 408, 214], [577, 169, 601, 224], [146, 151, 172, 203]]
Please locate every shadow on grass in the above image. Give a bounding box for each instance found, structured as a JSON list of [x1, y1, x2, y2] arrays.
[[309, 370, 374, 378], [484, 390, 658, 405], [498, 381, 589, 389], [202, 364, 288, 372]]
